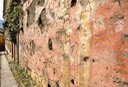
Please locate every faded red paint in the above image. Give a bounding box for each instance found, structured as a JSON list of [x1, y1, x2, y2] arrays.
[[90, 0, 128, 86], [14, 0, 128, 86]]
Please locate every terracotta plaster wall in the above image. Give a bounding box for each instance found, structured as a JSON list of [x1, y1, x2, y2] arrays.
[[19, 0, 128, 87], [90, 0, 128, 87]]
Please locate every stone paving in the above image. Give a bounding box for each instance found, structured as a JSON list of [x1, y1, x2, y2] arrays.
[[1, 52, 18, 87]]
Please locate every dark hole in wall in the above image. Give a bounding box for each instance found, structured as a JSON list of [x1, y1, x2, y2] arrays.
[[32, 40, 35, 54], [37, 8, 47, 30], [48, 83, 51, 87], [21, 22, 23, 26], [48, 38, 53, 50], [53, 68, 55, 74], [56, 81, 59, 87], [80, 55, 89, 64], [20, 27, 24, 34], [30, 40, 36, 55], [119, 15, 124, 19], [26, 22, 28, 27], [92, 59, 95, 62], [71, 0, 77, 7], [84, 57, 89, 62], [27, 10, 29, 15], [124, 34, 128, 39], [37, 15, 42, 27], [113, 78, 128, 86], [71, 79, 75, 85]]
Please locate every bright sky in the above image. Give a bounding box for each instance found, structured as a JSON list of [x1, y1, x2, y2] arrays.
[[0, 0, 3, 20]]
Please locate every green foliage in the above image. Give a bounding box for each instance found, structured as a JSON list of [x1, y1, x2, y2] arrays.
[[9, 61, 38, 87], [14, 63, 31, 87], [4, 1, 20, 44]]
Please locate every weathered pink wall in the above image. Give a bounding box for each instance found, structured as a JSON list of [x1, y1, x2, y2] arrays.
[[19, 0, 128, 86], [90, 0, 128, 87], [19, 0, 81, 86]]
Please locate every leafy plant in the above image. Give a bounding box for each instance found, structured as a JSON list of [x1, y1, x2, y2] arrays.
[[4, 1, 20, 44], [14, 63, 31, 87]]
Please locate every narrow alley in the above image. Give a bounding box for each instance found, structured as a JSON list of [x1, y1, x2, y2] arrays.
[[0, 51, 18, 87]]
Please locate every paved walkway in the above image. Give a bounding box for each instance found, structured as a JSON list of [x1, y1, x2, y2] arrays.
[[1, 52, 18, 87]]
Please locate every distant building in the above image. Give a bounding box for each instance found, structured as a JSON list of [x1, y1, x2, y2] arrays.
[[0, 28, 4, 35], [0, 27, 5, 51]]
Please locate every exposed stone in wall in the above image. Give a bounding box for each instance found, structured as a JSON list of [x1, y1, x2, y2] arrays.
[[19, 0, 128, 87], [26, 1, 36, 27], [37, 8, 47, 31]]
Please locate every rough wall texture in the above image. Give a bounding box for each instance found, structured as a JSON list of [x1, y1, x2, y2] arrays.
[[19, 0, 128, 87], [90, 0, 128, 87]]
